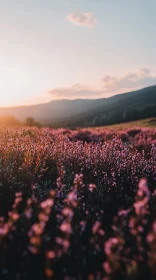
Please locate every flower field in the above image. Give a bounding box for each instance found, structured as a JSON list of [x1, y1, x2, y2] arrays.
[[0, 126, 156, 280]]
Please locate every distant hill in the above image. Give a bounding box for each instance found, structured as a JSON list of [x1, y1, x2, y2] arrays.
[[0, 85, 156, 128]]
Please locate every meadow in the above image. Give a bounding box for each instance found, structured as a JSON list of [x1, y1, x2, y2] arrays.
[[0, 125, 156, 280]]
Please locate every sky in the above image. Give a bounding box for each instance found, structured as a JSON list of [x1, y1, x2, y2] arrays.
[[0, 0, 156, 106]]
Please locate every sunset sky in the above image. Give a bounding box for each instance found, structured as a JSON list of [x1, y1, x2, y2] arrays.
[[0, 0, 156, 106]]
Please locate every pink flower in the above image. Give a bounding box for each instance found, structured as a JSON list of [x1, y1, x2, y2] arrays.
[[41, 199, 54, 209], [92, 221, 101, 234], [67, 191, 77, 202], [103, 262, 112, 274], [11, 212, 20, 221], [46, 251, 56, 259], [60, 223, 72, 234], [104, 238, 118, 255], [118, 209, 131, 216], [62, 208, 74, 218], [89, 184, 96, 192]]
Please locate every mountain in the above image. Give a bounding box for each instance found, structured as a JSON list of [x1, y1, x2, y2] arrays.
[[0, 85, 156, 128], [0, 99, 107, 123]]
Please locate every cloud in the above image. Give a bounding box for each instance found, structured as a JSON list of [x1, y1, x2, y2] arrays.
[[102, 68, 156, 93], [66, 12, 97, 27], [49, 69, 156, 100], [49, 84, 102, 99]]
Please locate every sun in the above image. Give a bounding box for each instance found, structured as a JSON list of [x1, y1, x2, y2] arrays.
[[0, 63, 51, 107], [0, 64, 30, 107], [0, 66, 20, 106]]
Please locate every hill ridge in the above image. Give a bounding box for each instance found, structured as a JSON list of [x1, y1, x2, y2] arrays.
[[0, 85, 156, 127]]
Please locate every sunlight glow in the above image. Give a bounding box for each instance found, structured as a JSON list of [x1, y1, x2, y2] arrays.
[[0, 65, 25, 107], [0, 64, 51, 107]]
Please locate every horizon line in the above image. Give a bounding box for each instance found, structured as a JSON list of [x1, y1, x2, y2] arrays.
[[0, 84, 155, 109]]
